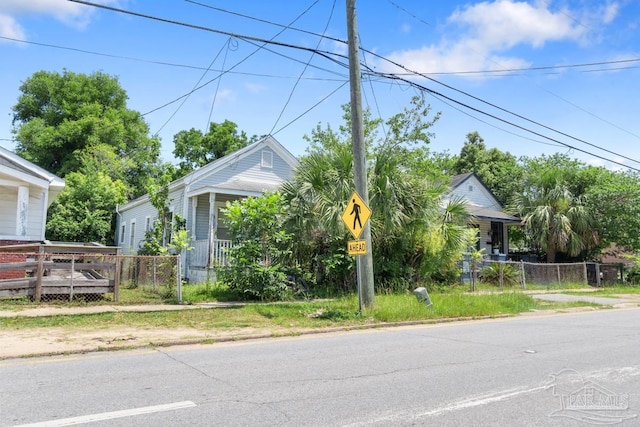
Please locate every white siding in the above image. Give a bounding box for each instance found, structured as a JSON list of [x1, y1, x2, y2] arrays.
[[189, 149, 293, 193], [450, 176, 501, 209], [0, 186, 47, 240], [194, 194, 209, 240], [0, 187, 17, 235], [118, 200, 158, 254], [27, 189, 46, 239]]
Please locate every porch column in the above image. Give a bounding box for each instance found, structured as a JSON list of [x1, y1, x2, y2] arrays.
[[207, 192, 217, 268], [16, 186, 29, 236], [190, 197, 198, 236]]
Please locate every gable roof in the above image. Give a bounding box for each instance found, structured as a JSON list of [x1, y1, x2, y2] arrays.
[[0, 146, 65, 205], [450, 172, 500, 205], [172, 134, 298, 190], [449, 172, 520, 223], [119, 135, 298, 210]]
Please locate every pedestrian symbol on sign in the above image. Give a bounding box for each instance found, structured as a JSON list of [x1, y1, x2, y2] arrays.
[[341, 191, 371, 240], [350, 198, 362, 230]]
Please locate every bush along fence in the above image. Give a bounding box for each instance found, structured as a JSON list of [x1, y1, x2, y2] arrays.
[[0, 243, 181, 303], [461, 257, 628, 290]]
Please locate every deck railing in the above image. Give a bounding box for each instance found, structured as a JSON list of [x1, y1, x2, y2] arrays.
[[191, 239, 233, 267]]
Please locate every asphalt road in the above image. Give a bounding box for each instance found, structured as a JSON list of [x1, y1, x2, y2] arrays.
[[1, 308, 639, 426]]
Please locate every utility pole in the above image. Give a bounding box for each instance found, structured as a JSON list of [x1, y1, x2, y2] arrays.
[[346, 0, 374, 308]]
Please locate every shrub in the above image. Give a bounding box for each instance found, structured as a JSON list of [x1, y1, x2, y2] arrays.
[[480, 262, 520, 287], [219, 192, 293, 301]]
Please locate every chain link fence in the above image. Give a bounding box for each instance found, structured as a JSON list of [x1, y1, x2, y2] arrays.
[[461, 257, 627, 290], [0, 251, 181, 303]]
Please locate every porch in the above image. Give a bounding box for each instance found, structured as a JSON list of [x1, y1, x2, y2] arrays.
[[187, 239, 232, 282]]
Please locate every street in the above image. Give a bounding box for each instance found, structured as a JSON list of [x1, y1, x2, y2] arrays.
[[1, 308, 639, 426]]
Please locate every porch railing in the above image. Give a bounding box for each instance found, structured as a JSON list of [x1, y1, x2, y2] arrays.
[[191, 239, 233, 267]]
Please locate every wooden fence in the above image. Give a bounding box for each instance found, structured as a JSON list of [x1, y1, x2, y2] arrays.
[[0, 243, 121, 302]]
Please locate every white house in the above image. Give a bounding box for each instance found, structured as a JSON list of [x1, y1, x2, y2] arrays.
[[115, 135, 299, 282], [0, 146, 65, 245], [447, 172, 520, 256]]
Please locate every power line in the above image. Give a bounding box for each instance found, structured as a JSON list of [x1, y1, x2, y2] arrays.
[[176, 1, 640, 165], [389, 58, 640, 76], [154, 37, 233, 136], [377, 71, 640, 172], [269, 0, 335, 135], [362, 52, 640, 166], [271, 81, 349, 137], [386, 0, 431, 27], [67, 0, 639, 168], [0, 35, 347, 82], [375, 2, 640, 155], [68, 1, 348, 66], [206, 38, 235, 130]]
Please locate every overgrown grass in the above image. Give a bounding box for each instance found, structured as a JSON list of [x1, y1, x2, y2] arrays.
[[0, 292, 551, 331]]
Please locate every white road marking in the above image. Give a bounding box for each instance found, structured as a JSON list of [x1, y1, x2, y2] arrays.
[[344, 385, 547, 426], [13, 401, 197, 427]]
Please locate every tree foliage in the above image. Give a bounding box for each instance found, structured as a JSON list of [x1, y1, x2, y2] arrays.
[[12, 70, 161, 199], [172, 120, 255, 178], [454, 131, 522, 205], [46, 171, 127, 244], [282, 95, 471, 290], [218, 193, 293, 300], [511, 161, 598, 262], [583, 169, 640, 252]]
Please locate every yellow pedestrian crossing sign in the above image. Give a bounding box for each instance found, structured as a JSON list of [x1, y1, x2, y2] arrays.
[[341, 191, 371, 239]]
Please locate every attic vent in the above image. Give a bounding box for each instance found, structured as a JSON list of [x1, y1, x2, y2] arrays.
[[468, 185, 473, 192], [261, 150, 273, 168]]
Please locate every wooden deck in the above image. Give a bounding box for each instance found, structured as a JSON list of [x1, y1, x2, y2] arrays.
[[0, 243, 121, 301]]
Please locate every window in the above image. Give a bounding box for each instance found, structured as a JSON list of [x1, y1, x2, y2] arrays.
[[468, 185, 474, 192], [145, 216, 151, 232], [129, 220, 136, 248], [261, 150, 273, 168], [120, 223, 126, 245]]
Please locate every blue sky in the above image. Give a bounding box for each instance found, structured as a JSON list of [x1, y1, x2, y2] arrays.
[[1, 0, 639, 171]]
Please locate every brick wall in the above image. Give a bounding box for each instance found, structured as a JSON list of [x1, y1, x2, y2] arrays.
[[0, 240, 29, 280]]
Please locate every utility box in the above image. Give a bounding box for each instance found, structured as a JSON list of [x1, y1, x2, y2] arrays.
[[413, 287, 433, 306]]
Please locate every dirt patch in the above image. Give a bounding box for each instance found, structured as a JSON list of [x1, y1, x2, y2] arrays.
[[0, 326, 293, 359]]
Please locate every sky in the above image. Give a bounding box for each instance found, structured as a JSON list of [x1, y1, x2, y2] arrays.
[[1, 0, 639, 171]]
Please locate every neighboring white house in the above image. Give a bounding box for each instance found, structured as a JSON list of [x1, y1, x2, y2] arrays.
[[0, 146, 65, 245], [115, 135, 299, 282], [447, 172, 520, 256]]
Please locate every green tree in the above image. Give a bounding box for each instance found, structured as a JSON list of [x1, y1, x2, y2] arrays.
[[511, 166, 598, 262], [282, 96, 469, 290], [218, 192, 293, 300], [454, 131, 523, 205], [46, 171, 127, 244], [584, 169, 640, 253], [172, 120, 255, 177], [138, 168, 175, 255], [12, 70, 161, 198]]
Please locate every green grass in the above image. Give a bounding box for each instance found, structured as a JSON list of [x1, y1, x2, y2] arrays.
[[581, 285, 640, 295], [0, 291, 558, 331]]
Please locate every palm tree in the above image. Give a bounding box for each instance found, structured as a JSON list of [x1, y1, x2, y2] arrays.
[[511, 170, 598, 262]]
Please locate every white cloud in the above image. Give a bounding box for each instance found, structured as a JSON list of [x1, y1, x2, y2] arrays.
[[378, 0, 606, 77], [0, 0, 123, 34], [0, 14, 24, 40], [449, 0, 584, 50], [601, 2, 619, 25]]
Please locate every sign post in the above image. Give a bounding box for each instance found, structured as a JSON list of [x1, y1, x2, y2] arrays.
[[342, 190, 372, 311]]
